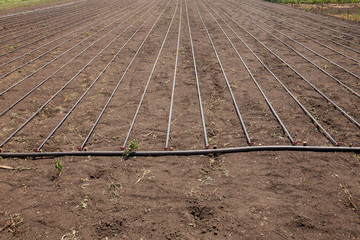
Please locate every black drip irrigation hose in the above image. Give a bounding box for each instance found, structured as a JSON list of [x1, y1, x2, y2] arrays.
[[0, 146, 359, 158], [216, 0, 360, 130], [252, 0, 360, 44], [0, 0, 85, 20], [199, 0, 296, 145], [185, 0, 209, 149], [195, 0, 253, 146], [0, 2, 102, 46], [0, 0, 138, 70], [0, 6, 105, 57]]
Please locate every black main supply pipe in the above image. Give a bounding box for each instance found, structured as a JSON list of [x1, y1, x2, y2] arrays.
[[0, 146, 359, 158]]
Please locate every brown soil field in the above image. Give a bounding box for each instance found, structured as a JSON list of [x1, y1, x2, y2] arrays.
[[0, 0, 359, 238]]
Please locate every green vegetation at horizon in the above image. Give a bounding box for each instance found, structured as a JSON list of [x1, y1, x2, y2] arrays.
[[0, 0, 60, 10], [265, 0, 359, 4]]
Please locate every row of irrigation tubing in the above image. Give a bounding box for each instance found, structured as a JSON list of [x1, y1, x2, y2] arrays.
[[204, 0, 340, 146], [0, 3, 117, 57], [0, 10, 68, 39], [0, 0, 153, 100], [211, 0, 359, 137], [229, 2, 360, 82], [34, 0, 169, 152], [220, 0, 360, 128], [0, 3, 115, 58], [236, 1, 360, 59], [0, 0, 162, 152], [253, 0, 360, 33], [194, 0, 253, 146], [279, 16, 360, 56], [0, 0, 96, 44], [165, 0, 182, 151], [246, 0, 360, 42], [79, 0, 173, 151], [199, 0, 297, 145], [0, 0, 85, 20], [237, 0, 360, 48], [1, 146, 360, 158], [0, 3, 82, 36], [120, 0, 179, 151], [232, 4, 360, 99], [0, 1, 123, 52], [226, 2, 360, 102], [0, 4, 106, 49], [185, 0, 209, 149], [0, 0, 144, 77], [279, 21, 360, 63], [245, 2, 360, 56]]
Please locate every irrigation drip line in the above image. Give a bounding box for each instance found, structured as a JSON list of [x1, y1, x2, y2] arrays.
[[280, 23, 360, 64], [227, 0, 360, 83], [0, 4, 105, 49], [235, 1, 360, 49], [0, 2, 143, 78], [0, 4, 113, 58], [165, 0, 182, 150], [286, 20, 360, 48], [185, 0, 209, 149], [121, 0, 179, 150], [0, 0, 152, 103], [199, 0, 296, 145], [237, 10, 360, 98], [249, 0, 360, 43], [237, 1, 360, 55], [79, 0, 172, 151], [240, 3, 360, 61], [0, 0, 103, 46], [281, 18, 360, 56], [0, 0, 85, 19], [208, 0, 340, 146], [0, 0, 141, 69], [256, 0, 360, 37], [220, 0, 360, 129], [251, 15, 360, 82], [0, 146, 359, 158], [0, 1, 86, 35], [194, 0, 253, 146], [262, 0, 360, 31], [0, 0, 160, 149], [36, 0, 168, 152], [0, 10, 74, 41]]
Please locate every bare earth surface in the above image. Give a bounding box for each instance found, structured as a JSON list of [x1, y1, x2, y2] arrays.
[[0, 0, 359, 238]]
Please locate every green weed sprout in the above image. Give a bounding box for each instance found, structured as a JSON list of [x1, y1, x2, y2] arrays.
[[123, 140, 139, 158], [54, 159, 63, 176]]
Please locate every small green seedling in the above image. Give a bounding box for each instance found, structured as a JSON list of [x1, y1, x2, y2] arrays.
[[123, 140, 139, 158], [54, 159, 62, 176]]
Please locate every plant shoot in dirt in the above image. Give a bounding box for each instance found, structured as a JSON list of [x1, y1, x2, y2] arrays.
[[123, 140, 139, 158], [54, 159, 62, 176]]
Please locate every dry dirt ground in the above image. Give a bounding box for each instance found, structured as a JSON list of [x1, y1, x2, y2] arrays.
[[0, 0, 360, 238]]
